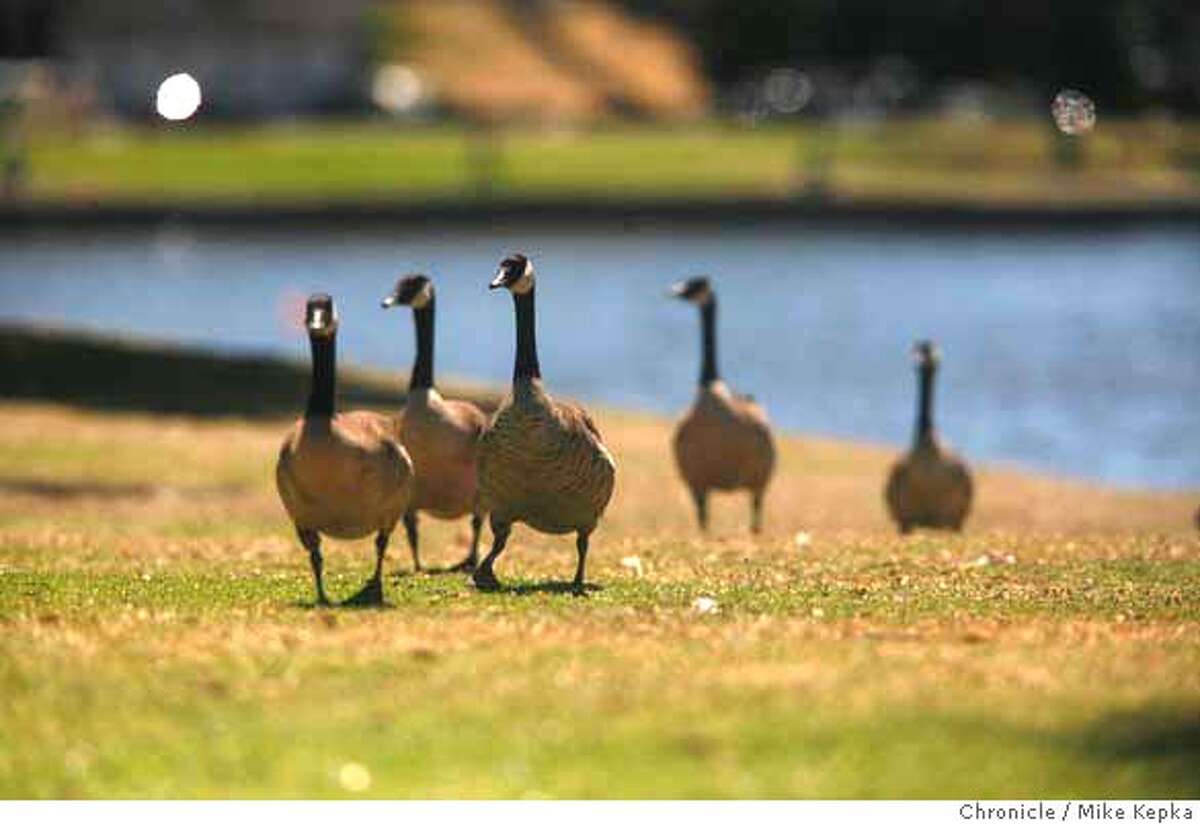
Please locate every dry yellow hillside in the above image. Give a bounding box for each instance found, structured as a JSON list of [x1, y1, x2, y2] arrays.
[[390, 0, 708, 123], [548, 0, 708, 120]]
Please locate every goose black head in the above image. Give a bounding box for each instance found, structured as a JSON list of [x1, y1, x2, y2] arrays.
[[670, 276, 714, 305], [912, 339, 941, 369], [382, 273, 433, 309], [489, 253, 534, 294], [305, 293, 338, 338]]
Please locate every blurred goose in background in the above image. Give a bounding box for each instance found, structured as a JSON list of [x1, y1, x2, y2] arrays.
[[276, 294, 414, 605], [473, 254, 616, 593], [670, 276, 775, 533], [885, 340, 973, 533], [382, 274, 487, 574]]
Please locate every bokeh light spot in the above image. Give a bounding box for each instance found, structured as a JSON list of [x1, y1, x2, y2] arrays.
[[337, 762, 371, 793], [371, 64, 423, 114], [156, 73, 202, 121], [1051, 89, 1096, 136], [762, 68, 813, 115]]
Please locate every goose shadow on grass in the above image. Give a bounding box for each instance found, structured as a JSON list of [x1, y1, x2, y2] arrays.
[[389, 568, 603, 595], [290, 599, 397, 612], [475, 580, 605, 597], [390, 564, 476, 579]]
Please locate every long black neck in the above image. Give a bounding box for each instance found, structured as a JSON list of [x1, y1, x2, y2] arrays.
[[512, 287, 541, 382], [409, 299, 435, 390], [306, 334, 336, 418], [915, 364, 935, 445], [699, 299, 718, 386]]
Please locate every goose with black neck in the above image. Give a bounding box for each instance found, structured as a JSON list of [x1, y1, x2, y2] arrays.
[[275, 293, 415, 605], [670, 276, 775, 533], [473, 254, 616, 593], [885, 340, 973, 533], [381, 274, 488, 574]]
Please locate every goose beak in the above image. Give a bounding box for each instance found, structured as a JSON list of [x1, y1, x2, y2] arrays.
[[489, 270, 508, 290], [668, 282, 687, 299], [381, 293, 399, 309]]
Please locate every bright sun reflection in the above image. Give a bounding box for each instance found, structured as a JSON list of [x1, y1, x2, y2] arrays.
[[155, 73, 202, 121]]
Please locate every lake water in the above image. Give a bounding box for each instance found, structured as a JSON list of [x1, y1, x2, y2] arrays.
[[1, 222, 1197, 489]]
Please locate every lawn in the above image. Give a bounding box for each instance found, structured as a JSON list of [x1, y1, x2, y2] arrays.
[[0, 335, 1197, 798], [19, 118, 1200, 207]]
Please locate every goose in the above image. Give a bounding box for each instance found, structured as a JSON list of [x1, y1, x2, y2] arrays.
[[473, 253, 616, 593], [885, 340, 973, 533], [276, 293, 415, 605], [381, 274, 488, 573], [670, 276, 775, 533]]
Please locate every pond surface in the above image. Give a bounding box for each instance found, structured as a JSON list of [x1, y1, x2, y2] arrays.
[[2, 221, 1197, 489]]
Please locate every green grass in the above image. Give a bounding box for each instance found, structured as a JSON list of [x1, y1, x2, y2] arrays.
[[0, 334, 1198, 797], [21, 118, 1200, 207], [2, 562, 1197, 798]]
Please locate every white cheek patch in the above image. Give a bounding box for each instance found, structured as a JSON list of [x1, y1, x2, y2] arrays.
[[510, 270, 535, 295], [410, 283, 433, 309], [308, 308, 326, 329]]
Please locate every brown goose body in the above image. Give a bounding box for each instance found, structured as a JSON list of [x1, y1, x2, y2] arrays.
[[674, 380, 774, 496], [884, 340, 973, 534], [382, 275, 488, 572], [669, 276, 774, 532], [276, 411, 413, 539], [275, 293, 414, 605], [885, 439, 972, 533], [479, 378, 616, 535], [398, 389, 486, 519], [472, 253, 616, 592]]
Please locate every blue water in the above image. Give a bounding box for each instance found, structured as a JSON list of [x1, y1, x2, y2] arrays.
[[1, 222, 1197, 489]]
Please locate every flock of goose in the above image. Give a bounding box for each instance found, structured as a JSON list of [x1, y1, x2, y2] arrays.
[[276, 253, 972, 605]]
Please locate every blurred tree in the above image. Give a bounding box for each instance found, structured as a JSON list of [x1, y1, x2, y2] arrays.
[[620, 0, 1200, 112]]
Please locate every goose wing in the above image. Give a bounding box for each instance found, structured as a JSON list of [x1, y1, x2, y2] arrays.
[[556, 398, 605, 444]]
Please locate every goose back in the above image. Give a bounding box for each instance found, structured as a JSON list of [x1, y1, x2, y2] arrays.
[[673, 380, 775, 494]]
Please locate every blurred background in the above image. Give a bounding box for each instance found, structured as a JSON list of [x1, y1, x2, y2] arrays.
[[0, 0, 1197, 489]]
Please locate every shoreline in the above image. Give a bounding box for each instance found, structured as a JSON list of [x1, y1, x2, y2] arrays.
[[3, 323, 1197, 498], [3, 195, 1200, 230]]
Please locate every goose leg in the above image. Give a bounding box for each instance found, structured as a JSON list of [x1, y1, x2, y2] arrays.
[[690, 488, 709, 532], [296, 527, 330, 607], [750, 490, 764, 535], [472, 517, 510, 591], [403, 511, 421, 573], [449, 511, 483, 573], [345, 530, 390, 606], [572, 530, 591, 595]]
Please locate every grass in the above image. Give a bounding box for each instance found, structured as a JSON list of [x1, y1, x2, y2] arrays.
[[0, 333, 1198, 798], [19, 118, 1200, 208]]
